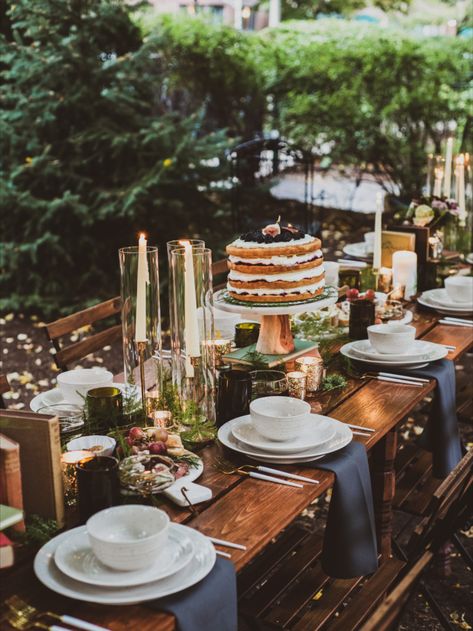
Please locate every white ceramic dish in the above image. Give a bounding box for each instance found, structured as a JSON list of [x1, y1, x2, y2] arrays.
[[348, 339, 435, 362], [57, 368, 113, 405], [418, 290, 473, 316], [250, 396, 311, 441], [466, 253, 473, 265], [66, 435, 116, 457], [340, 341, 446, 367], [34, 524, 215, 605], [231, 415, 336, 453], [30, 382, 138, 412], [445, 276, 473, 303], [87, 506, 169, 571], [342, 242, 373, 261], [367, 324, 416, 355], [54, 525, 194, 587], [427, 288, 473, 309], [218, 415, 352, 464]]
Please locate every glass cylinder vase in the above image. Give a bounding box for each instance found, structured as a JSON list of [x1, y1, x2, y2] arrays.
[[119, 245, 162, 399], [169, 246, 215, 423]]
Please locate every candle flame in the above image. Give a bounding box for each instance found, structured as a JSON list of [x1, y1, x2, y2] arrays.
[[178, 239, 190, 246]]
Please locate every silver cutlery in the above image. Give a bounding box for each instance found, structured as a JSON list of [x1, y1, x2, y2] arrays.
[[216, 550, 232, 559], [373, 375, 424, 387], [353, 430, 372, 437], [215, 459, 304, 488], [208, 537, 247, 551], [255, 465, 319, 485], [439, 319, 473, 327], [443, 316, 473, 324], [377, 372, 430, 383], [347, 423, 375, 433]]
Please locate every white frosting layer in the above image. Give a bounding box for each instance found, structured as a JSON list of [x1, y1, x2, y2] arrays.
[[227, 278, 325, 296], [228, 264, 325, 283], [229, 250, 322, 266], [231, 234, 316, 249]]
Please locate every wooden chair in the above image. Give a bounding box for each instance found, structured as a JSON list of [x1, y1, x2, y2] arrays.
[[0, 374, 10, 408], [212, 258, 228, 292], [43, 297, 122, 371]]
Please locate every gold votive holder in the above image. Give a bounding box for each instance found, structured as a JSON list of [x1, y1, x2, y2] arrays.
[[235, 322, 260, 348], [145, 389, 161, 418], [202, 339, 233, 367], [287, 371, 307, 400], [61, 450, 94, 506], [378, 267, 392, 293], [86, 387, 123, 428], [295, 356, 324, 393], [153, 410, 173, 428]]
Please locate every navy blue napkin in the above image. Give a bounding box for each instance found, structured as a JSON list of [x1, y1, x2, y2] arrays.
[[148, 557, 237, 631], [306, 441, 378, 579], [388, 359, 462, 478]]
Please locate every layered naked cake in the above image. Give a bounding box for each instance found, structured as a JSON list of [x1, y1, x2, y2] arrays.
[[226, 221, 325, 303]]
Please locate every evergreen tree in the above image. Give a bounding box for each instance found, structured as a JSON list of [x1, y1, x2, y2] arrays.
[[0, 0, 229, 314]]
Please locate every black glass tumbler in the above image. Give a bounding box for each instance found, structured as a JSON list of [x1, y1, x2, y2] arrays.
[[77, 456, 120, 523], [216, 369, 252, 426], [349, 299, 375, 340], [234, 322, 260, 348]]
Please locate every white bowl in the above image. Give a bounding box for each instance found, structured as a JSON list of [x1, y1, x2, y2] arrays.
[[367, 323, 416, 355], [250, 396, 312, 442], [445, 276, 473, 303], [87, 505, 169, 571], [67, 435, 116, 457], [57, 368, 113, 405], [364, 231, 375, 254]]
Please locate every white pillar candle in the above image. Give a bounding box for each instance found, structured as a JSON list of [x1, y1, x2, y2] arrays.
[[443, 137, 454, 198], [433, 167, 443, 197], [234, 0, 243, 29], [373, 192, 383, 270], [455, 154, 466, 226], [392, 251, 417, 300], [181, 240, 201, 378], [268, 0, 280, 27], [135, 233, 148, 343]]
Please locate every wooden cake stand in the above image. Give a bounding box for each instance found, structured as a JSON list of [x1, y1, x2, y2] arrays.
[[214, 287, 338, 355]]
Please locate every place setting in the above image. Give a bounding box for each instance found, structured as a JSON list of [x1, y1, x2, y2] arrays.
[[418, 275, 473, 316]]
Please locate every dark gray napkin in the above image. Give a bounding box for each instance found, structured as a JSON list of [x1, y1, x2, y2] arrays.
[[387, 359, 462, 478], [148, 557, 237, 631], [306, 441, 378, 579]]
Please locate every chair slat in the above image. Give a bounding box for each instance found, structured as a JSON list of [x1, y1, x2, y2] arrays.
[[45, 297, 121, 340], [54, 324, 122, 370], [212, 259, 229, 276]]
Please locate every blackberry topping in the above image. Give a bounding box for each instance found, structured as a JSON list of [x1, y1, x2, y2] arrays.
[[240, 225, 306, 243]]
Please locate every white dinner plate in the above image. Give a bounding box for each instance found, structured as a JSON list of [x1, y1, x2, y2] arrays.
[[54, 524, 194, 587], [418, 290, 473, 316], [30, 383, 139, 413], [218, 416, 352, 464], [426, 288, 473, 310], [342, 242, 373, 261], [231, 415, 336, 454], [34, 524, 215, 605], [466, 253, 473, 265], [348, 339, 439, 362], [340, 341, 446, 367]]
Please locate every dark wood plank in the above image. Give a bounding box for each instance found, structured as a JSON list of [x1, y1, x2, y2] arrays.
[[212, 259, 229, 276], [55, 324, 122, 369], [394, 450, 433, 508], [45, 296, 121, 339], [421, 323, 473, 360]]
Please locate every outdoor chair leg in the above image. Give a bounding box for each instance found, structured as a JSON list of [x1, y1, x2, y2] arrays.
[[452, 533, 473, 571]]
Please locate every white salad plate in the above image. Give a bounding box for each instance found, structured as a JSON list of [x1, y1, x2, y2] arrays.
[[231, 415, 336, 454], [342, 243, 372, 261], [418, 290, 473, 316], [34, 524, 215, 605], [466, 253, 473, 265], [426, 288, 473, 310], [348, 339, 441, 362], [218, 416, 352, 464], [340, 341, 446, 368], [54, 524, 194, 588], [30, 382, 138, 413]]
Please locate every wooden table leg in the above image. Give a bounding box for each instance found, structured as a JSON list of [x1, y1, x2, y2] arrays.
[[371, 428, 398, 562]]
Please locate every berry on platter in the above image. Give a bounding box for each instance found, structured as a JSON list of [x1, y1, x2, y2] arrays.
[[364, 289, 376, 301], [128, 427, 146, 441], [149, 441, 167, 455], [346, 288, 359, 301]]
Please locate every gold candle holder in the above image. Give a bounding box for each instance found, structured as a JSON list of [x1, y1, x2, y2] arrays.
[[295, 356, 324, 393], [378, 267, 392, 294], [145, 388, 161, 418], [61, 450, 94, 506], [287, 371, 307, 399], [203, 339, 233, 367], [153, 410, 173, 428]]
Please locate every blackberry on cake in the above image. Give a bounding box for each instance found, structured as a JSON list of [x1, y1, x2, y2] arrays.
[[226, 219, 325, 304]]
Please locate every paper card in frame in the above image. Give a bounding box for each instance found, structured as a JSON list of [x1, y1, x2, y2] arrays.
[[381, 231, 416, 268]]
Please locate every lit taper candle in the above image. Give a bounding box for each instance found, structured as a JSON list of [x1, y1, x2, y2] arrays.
[[181, 240, 201, 377], [373, 192, 383, 270], [135, 233, 148, 343]]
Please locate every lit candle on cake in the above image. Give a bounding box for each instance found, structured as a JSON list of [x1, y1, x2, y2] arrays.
[[135, 233, 148, 343], [392, 251, 417, 300], [180, 240, 201, 377], [373, 192, 383, 271]]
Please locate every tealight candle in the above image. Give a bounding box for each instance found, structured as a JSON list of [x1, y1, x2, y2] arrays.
[[153, 410, 173, 428], [295, 356, 324, 393], [378, 267, 392, 293], [61, 450, 94, 506], [145, 389, 161, 417], [287, 371, 306, 399], [202, 339, 233, 367], [392, 251, 417, 300]]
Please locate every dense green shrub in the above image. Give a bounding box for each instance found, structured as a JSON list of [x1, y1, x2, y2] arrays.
[[0, 1, 231, 315]]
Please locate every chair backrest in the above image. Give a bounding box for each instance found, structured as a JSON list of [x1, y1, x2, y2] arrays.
[[212, 258, 228, 292], [43, 296, 122, 371], [0, 374, 10, 408], [360, 552, 433, 631], [407, 448, 473, 559]]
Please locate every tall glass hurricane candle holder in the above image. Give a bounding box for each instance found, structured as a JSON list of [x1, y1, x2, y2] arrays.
[[170, 246, 215, 424], [119, 245, 162, 403]]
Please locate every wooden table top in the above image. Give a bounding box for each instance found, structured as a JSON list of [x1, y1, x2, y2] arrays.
[[1, 301, 472, 631]]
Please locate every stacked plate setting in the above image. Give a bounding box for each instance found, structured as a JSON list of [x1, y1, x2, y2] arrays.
[[34, 506, 216, 605], [418, 288, 473, 316], [218, 396, 352, 465]]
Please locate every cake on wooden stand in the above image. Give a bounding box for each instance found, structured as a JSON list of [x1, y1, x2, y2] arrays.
[[216, 220, 337, 359]]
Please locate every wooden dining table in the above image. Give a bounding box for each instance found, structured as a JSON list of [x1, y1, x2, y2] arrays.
[[1, 301, 472, 631]]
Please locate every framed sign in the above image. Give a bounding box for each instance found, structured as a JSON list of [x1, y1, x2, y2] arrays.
[[381, 231, 416, 268]]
